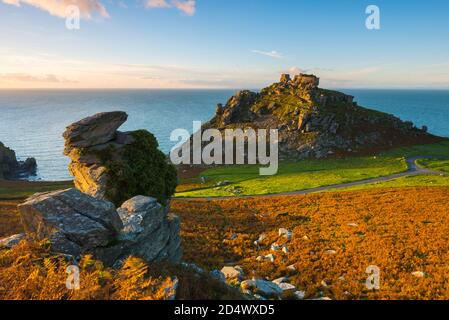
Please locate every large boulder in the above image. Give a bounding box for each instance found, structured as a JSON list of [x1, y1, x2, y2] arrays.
[[115, 196, 182, 264], [16, 189, 182, 266], [63, 112, 177, 206], [18, 188, 123, 256]]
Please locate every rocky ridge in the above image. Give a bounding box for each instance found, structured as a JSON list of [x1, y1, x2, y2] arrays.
[[205, 73, 440, 159]]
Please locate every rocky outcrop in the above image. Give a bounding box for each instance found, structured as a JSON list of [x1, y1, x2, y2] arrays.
[[0, 141, 37, 179], [203, 73, 441, 160], [16, 188, 182, 266], [63, 112, 177, 206]]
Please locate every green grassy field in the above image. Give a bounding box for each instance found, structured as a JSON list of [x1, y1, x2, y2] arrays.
[[416, 159, 449, 172], [176, 140, 449, 198]]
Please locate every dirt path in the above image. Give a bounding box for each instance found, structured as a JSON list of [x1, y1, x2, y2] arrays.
[[176, 156, 448, 201]]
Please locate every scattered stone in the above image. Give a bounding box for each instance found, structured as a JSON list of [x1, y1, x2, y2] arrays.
[[0, 233, 26, 249], [302, 235, 310, 240], [286, 264, 296, 272], [265, 254, 275, 263], [271, 243, 281, 252], [325, 249, 337, 255], [347, 223, 359, 227], [282, 245, 289, 254], [279, 228, 293, 240], [272, 277, 288, 285], [412, 271, 426, 278], [278, 282, 296, 299], [321, 280, 331, 287], [241, 279, 283, 299], [294, 290, 306, 300], [221, 266, 244, 280]]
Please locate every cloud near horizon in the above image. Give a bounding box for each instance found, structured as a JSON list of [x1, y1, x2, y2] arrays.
[[0, 73, 78, 83], [145, 0, 196, 16], [1, 0, 109, 18]]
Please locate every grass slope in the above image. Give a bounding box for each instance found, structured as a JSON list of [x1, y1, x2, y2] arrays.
[[176, 156, 407, 197], [176, 141, 449, 198]]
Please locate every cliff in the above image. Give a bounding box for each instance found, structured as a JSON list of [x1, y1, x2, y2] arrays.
[[0, 142, 36, 179], [205, 74, 441, 159]]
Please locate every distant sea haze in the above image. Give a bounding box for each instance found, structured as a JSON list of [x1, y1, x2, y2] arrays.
[[0, 89, 448, 181]]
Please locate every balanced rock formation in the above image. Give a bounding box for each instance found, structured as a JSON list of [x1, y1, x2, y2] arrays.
[[63, 112, 177, 206], [16, 188, 182, 266], [0, 141, 37, 179], [203, 73, 441, 159]]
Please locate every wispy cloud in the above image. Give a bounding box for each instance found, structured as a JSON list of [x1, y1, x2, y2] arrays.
[[0, 73, 77, 83], [251, 50, 283, 59], [145, 0, 196, 16], [1, 0, 109, 18]]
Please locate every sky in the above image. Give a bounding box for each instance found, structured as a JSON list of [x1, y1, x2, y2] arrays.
[[0, 0, 449, 89]]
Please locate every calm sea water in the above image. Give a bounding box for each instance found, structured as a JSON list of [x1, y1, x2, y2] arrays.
[[0, 89, 448, 181]]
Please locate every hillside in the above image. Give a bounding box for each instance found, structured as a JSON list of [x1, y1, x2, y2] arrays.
[[204, 74, 441, 159]]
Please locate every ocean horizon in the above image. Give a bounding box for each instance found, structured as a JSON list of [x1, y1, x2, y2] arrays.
[[1, 88, 448, 181]]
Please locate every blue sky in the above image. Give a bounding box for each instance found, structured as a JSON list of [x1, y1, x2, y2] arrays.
[[1, 0, 448, 89]]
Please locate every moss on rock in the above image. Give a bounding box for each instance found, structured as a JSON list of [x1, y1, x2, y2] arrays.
[[95, 130, 177, 206]]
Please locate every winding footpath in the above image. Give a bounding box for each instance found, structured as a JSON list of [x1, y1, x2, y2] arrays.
[[177, 156, 448, 201]]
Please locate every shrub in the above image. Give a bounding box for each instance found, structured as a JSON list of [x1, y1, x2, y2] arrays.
[[98, 130, 178, 206]]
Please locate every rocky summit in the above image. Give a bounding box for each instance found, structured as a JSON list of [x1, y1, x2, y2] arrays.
[[63, 112, 177, 206], [206, 73, 441, 159], [16, 188, 182, 266], [0, 141, 37, 179]]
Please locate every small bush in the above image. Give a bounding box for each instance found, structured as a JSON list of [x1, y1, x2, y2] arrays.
[[99, 130, 178, 206]]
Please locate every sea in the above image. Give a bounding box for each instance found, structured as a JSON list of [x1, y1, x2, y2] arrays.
[[0, 89, 448, 181]]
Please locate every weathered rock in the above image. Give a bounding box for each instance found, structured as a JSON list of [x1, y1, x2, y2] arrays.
[[17, 190, 182, 266], [221, 266, 244, 281], [0, 233, 26, 248], [280, 74, 291, 83], [278, 282, 296, 299], [63, 111, 128, 152], [63, 112, 177, 206], [114, 196, 182, 264], [241, 279, 283, 299], [18, 188, 122, 256], [278, 228, 293, 240], [272, 277, 288, 285]]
